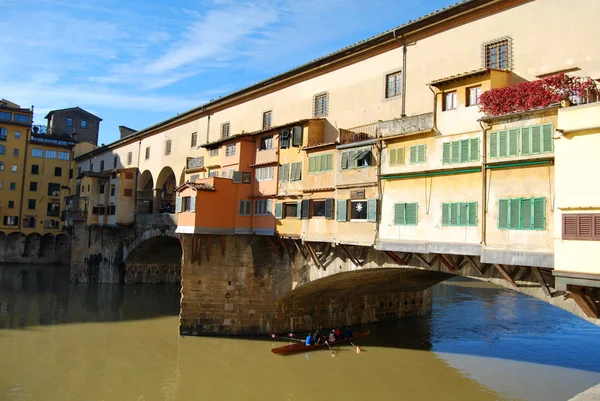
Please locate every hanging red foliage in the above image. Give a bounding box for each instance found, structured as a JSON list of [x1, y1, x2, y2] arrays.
[[480, 73, 599, 116]]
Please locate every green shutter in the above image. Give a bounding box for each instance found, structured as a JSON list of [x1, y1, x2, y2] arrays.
[[279, 164, 289, 182], [498, 199, 509, 229], [389, 148, 397, 166], [418, 145, 426, 163], [295, 162, 302, 180], [349, 151, 357, 169], [532, 125, 542, 154], [470, 138, 480, 161], [521, 127, 531, 155], [176, 197, 182, 213], [406, 203, 418, 225], [441, 203, 449, 226], [449, 203, 458, 225], [508, 129, 519, 156], [459, 140, 469, 163], [326, 153, 333, 171], [336, 199, 347, 221], [341, 151, 348, 169], [468, 202, 478, 226], [275, 202, 283, 219], [499, 130, 508, 157], [410, 146, 417, 164], [489, 131, 498, 158], [442, 143, 450, 164], [451, 141, 459, 164], [459, 202, 468, 225], [532, 197, 546, 230], [308, 157, 316, 173], [314, 155, 322, 172], [521, 198, 532, 230], [190, 196, 196, 213], [397, 148, 405, 165], [367, 198, 377, 222], [542, 124, 553, 153], [510, 198, 521, 229], [296, 201, 302, 219], [394, 203, 405, 225]]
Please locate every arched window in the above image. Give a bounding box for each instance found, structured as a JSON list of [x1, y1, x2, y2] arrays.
[[0, 145, 5, 155], [0, 127, 6, 140]]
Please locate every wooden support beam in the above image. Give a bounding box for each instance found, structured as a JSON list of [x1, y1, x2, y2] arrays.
[[437, 254, 455, 272], [340, 244, 361, 266], [531, 266, 552, 297], [306, 242, 324, 269], [278, 236, 294, 260], [265, 236, 282, 258], [358, 247, 369, 266], [493, 264, 517, 288], [464, 255, 484, 277], [570, 288, 600, 319], [321, 243, 332, 261], [292, 239, 308, 260], [384, 250, 407, 266], [413, 253, 432, 268], [403, 253, 414, 265]]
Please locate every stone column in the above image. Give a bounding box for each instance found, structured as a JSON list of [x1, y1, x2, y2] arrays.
[[153, 189, 161, 214]]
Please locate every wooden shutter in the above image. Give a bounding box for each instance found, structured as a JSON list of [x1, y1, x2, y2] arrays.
[[295, 162, 302, 180], [459, 140, 469, 163], [459, 202, 468, 225], [449, 203, 458, 225], [468, 202, 478, 226], [594, 216, 600, 240], [292, 126, 303, 147], [308, 157, 316, 173], [232, 171, 242, 183], [176, 197, 182, 213], [499, 130, 508, 157], [280, 129, 290, 149], [510, 198, 521, 229], [336, 199, 347, 221], [325, 198, 334, 220], [521, 127, 531, 155], [394, 203, 405, 225], [275, 202, 283, 219], [498, 199, 509, 229], [397, 148, 405, 165], [470, 138, 480, 161], [562, 215, 577, 239], [238, 201, 245, 215], [326, 153, 333, 171], [389, 148, 397, 165], [418, 145, 426, 163], [341, 151, 349, 169], [578, 214, 593, 237], [367, 198, 377, 222], [441, 203, 449, 226], [521, 198, 532, 229], [489, 131, 498, 158], [508, 129, 519, 156], [532, 197, 545, 230], [532, 125, 542, 153], [451, 141, 459, 164], [190, 196, 196, 213], [301, 199, 310, 219], [279, 164, 289, 182], [410, 146, 417, 163], [542, 123, 554, 153], [442, 143, 450, 164], [406, 203, 418, 225], [314, 155, 322, 172]]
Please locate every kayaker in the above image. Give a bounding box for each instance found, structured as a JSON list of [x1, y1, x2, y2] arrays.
[[344, 326, 352, 339], [313, 330, 323, 344], [328, 330, 336, 342], [305, 333, 314, 346], [334, 328, 341, 339]]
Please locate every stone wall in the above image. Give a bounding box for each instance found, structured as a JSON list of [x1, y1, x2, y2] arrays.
[[0, 232, 70, 265], [48, 109, 100, 145]]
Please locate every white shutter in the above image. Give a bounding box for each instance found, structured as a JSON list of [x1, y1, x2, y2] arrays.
[[190, 196, 196, 212], [176, 197, 182, 213]]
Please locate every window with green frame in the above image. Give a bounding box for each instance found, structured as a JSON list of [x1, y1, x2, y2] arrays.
[[393, 203, 418, 225], [489, 123, 553, 158], [442, 138, 480, 164], [441, 202, 478, 226], [308, 153, 333, 173], [341, 148, 373, 169], [389, 147, 405, 166], [498, 197, 546, 230], [409, 144, 426, 164]]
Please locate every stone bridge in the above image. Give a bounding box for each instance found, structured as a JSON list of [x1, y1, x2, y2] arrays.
[[70, 214, 180, 283]]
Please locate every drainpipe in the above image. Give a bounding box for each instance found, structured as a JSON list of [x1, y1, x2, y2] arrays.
[[17, 125, 31, 233], [428, 85, 438, 133], [479, 120, 489, 246], [392, 30, 408, 118], [205, 114, 211, 145]]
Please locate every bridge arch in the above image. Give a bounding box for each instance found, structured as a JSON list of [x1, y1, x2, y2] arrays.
[[137, 170, 154, 214], [123, 234, 181, 283], [155, 166, 177, 214]]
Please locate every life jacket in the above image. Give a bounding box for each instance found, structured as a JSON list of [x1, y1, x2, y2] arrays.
[[306, 335, 313, 345]]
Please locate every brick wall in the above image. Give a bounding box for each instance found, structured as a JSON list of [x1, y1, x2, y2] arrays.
[[48, 109, 101, 145]]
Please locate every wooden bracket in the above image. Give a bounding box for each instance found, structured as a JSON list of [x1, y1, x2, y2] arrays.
[[413, 253, 432, 268], [569, 286, 599, 319], [493, 264, 517, 287], [305, 242, 324, 269], [265, 236, 282, 258], [531, 266, 552, 297], [463, 255, 484, 277], [358, 247, 370, 265], [340, 244, 362, 267], [437, 254, 456, 272], [384, 250, 407, 265], [278, 236, 294, 260], [292, 239, 308, 260]]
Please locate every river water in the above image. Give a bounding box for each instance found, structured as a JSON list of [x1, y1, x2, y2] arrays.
[[1, 265, 599, 401]]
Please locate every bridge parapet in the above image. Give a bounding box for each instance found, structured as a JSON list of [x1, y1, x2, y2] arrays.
[[135, 213, 177, 227]]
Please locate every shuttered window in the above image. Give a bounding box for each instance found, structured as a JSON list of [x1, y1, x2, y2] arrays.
[[279, 164, 289, 182], [292, 126, 303, 147], [256, 166, 274, 181], [498, 197, 546, 230], [308, 153, 333, 173], [409, 145, 426, 164], [325, 198, 334, 220], [489, 124, 553, 158], [301, 199, 310, 219], [562, 214, 600, 240], [289, 162, 302, 181], [393, 203, 418, 226], [341, 148, 373, 170], [442, 138, 480, 164], [441, 202, 478, 226], [336, 199, 347, 221], [389, 147, 405, 166], [238, 200, 251, 216], [275, 202, 283, 219]]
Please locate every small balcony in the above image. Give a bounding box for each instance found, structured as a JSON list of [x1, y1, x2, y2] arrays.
[[340, 113, 434, 143]]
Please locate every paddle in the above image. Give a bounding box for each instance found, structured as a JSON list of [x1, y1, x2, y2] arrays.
[[350, 341, 361, 354], [325, 341, 335, 357], [270, 333, 305, 343]]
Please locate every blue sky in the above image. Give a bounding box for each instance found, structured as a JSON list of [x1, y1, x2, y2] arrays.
[[1, 0, 456, 144]]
